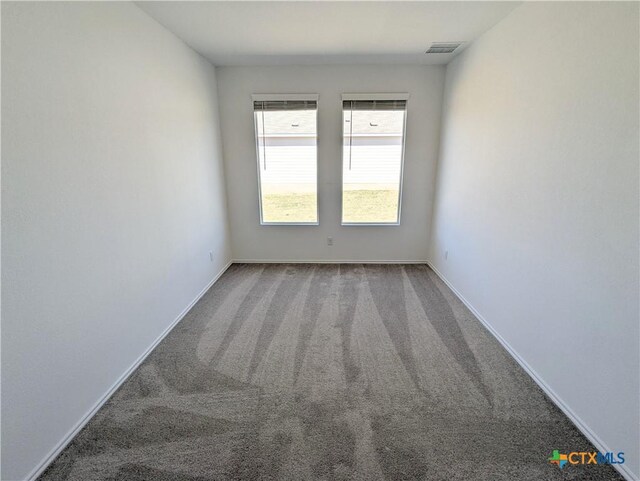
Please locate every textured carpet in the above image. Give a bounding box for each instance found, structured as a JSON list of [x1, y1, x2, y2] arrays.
[[40, 264, 623, 480]]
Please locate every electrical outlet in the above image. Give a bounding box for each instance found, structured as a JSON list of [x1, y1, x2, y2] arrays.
[[209, 251, 214, 262], [327, 236, 333, 246]]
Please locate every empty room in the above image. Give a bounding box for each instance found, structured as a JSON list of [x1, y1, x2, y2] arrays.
[[2, 1, 639, 480]]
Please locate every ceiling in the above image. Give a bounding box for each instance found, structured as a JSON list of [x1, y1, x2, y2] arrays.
[[136, 1, 520, 66]]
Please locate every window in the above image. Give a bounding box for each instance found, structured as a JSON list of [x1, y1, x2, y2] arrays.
[[253, 95, 318, 224], [341, 94, 408, 225]]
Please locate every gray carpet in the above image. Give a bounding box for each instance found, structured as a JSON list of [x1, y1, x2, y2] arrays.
[[40, 264, 623, 480]]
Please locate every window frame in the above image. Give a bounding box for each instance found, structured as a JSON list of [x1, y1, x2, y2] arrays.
[[340, 93, 409, 226], [252, 94, 320, 226]]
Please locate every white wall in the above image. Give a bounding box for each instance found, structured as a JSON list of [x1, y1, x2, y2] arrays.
[[217, 65, 445, 261], [429, 2, 639, 479], [1, 3, 231, 479]]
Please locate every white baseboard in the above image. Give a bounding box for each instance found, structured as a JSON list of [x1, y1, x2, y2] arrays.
[[233, 259, 428, 264], [426, 261, 638, 481], [25, 260, 233, 481]]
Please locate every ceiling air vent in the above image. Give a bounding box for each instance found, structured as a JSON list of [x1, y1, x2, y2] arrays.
[[426, 42, 462, 54]]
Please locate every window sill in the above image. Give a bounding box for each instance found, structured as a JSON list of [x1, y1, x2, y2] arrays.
[[260, 222, 319, 226], [341, 222, 401, 226]]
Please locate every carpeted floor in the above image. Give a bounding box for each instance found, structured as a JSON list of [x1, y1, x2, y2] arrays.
[[40, 264, 623, 480]]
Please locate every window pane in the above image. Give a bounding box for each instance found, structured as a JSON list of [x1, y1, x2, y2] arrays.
[[254, 101, 317, 224], [342, 100, 406, 224]]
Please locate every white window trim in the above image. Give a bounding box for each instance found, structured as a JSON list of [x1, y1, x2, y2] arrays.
[[252, 93, 319, 102], [340, 94, 409, 226], [342, 93, 410, 101], [252, 94, 320, 226]]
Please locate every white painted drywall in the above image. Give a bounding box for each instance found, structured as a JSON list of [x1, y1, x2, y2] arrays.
[[136, 1, 519, 66], [429, 2, 639, 478], [1, 3, 231, 479], [217, 65, 445, 261]]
